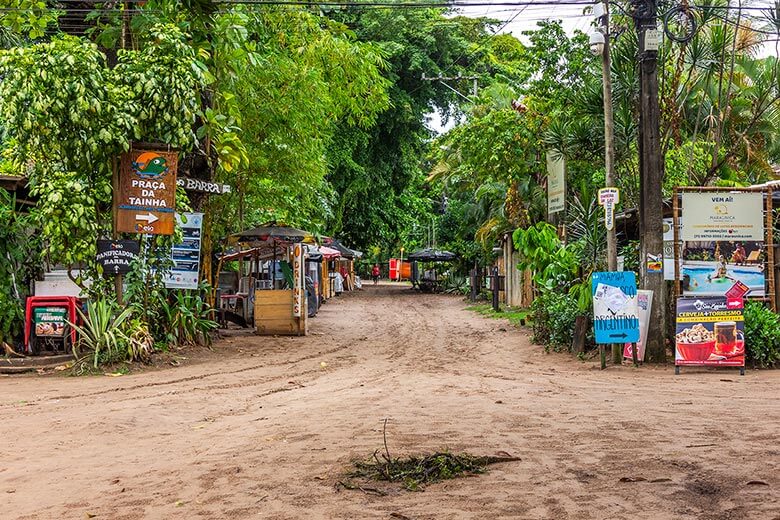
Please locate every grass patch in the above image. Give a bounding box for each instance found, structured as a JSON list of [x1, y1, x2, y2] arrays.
[[465, 303, 531, 327]]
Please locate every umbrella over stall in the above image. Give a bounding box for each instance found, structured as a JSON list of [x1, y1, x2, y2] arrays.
[[406, 248, 457, 262], [230, 223, 316, 285]]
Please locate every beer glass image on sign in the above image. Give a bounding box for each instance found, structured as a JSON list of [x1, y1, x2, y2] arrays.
[[714, 321, 744, 357]]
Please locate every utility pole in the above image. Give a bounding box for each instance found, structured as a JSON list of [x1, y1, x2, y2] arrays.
[[633, 0, 666, 362], [592, 0, 621, 364]]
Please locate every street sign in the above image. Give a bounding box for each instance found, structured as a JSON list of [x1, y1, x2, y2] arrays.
[[96, 240, 140, 275], [598, 187, 620, 231], [116, 149, 178, 235], [592, 271, 640, 344]]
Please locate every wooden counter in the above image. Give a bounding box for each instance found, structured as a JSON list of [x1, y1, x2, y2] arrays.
[[254, 289, 307, 336]]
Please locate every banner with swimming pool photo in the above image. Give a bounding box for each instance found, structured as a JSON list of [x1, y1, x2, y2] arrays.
[[681, 240, 765, 296]]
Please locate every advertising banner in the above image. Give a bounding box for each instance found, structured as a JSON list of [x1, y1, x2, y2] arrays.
[[164, 212, 203, 290], [680, 193, 765, 297], [680, 192, 763, 241], [623, 290, 653, 362], [546, 153, 565, 215], [591, 272, 640, 344], [33, 307, 67, 337], [675, 296, 745, 367], [117, 149, 178, 235]]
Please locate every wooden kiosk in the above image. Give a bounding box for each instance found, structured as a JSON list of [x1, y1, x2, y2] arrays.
[[253, 249, 307, 335], [221, 225, 315, 336]]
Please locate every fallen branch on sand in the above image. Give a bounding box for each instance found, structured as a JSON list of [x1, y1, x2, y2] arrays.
[[341, 419, 520, 492]]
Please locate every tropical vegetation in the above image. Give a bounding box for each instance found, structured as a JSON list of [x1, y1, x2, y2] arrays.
[[0, 0, 778, 365]]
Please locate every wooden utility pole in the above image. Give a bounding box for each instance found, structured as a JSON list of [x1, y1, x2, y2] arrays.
[[596, 0, 621, 364], [634, 0, 666, 362]]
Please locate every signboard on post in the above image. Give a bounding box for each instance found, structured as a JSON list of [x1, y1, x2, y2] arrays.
[[546, 153, 565, 216], [662, 218, 680, 280], [96, 240, 140, 275], [591, 271, 640, 344], [177, 177, 231, 195], [117, 149, 178, 235], [675, 296, 745, 369], [598, 187, 619, 231], [680, 192, 765, 297], [164, 212, 203, 290]]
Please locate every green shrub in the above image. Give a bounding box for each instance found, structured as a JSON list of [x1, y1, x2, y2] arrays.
[[531, 292, 581, 352], [440, 273, 469, 295], [743, 301, 780, 368], [71, 299, 134, 368]]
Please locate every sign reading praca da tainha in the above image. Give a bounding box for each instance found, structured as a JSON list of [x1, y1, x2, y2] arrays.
[[117, 149, 178, 235], [591, 271, 640, 344]]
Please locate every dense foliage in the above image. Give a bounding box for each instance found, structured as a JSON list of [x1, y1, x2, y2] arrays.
[[0, 0, 778, 364], [743, 301, 780, 368]]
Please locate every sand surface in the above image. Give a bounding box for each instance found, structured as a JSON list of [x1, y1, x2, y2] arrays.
[[1, 283, 778, 519]]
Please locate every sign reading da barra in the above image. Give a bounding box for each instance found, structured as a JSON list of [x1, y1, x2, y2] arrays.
[[681, 192, 763, 241], [117, 149, 178, 235], [177, 177, 231, 195]]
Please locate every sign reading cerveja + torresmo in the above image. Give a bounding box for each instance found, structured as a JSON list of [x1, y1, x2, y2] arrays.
[[591, 271, 640, 344], [117, 149, 178, 235], [675, 296, 745, 367], [546, 152, 565, 216], [680, 192, 763, 241], [164, 212, 204, 290], [96, 240, 140, 274]]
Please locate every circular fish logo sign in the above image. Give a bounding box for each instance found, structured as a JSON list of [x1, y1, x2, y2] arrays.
[[132, 152, 169, 179]]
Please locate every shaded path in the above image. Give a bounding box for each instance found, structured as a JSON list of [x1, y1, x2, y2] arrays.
[[1, 283, 778, 519]]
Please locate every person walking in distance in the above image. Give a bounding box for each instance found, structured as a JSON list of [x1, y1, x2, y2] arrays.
[[372, 264, 380, 285]]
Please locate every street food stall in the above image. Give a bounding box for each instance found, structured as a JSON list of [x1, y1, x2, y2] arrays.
[[406, 248, 457, 292], [324, 239, 363, 292], [220, 224, 315, 336], [317, 246, 341, 300]]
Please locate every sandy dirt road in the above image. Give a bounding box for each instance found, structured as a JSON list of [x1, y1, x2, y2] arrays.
[[1, 283, 778, 520]]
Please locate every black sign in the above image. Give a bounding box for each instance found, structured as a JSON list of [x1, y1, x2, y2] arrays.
[[96, 240, 140, 274]]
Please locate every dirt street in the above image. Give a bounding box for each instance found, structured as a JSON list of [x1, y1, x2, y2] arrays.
[[1, 284, 778, 520]]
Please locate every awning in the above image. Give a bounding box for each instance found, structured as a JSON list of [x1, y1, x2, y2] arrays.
[[230, 223, 315, 245], [319, 246, 342, 259]]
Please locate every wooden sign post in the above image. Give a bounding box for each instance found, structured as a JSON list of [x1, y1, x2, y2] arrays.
[[116, 149, 178, 235]]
